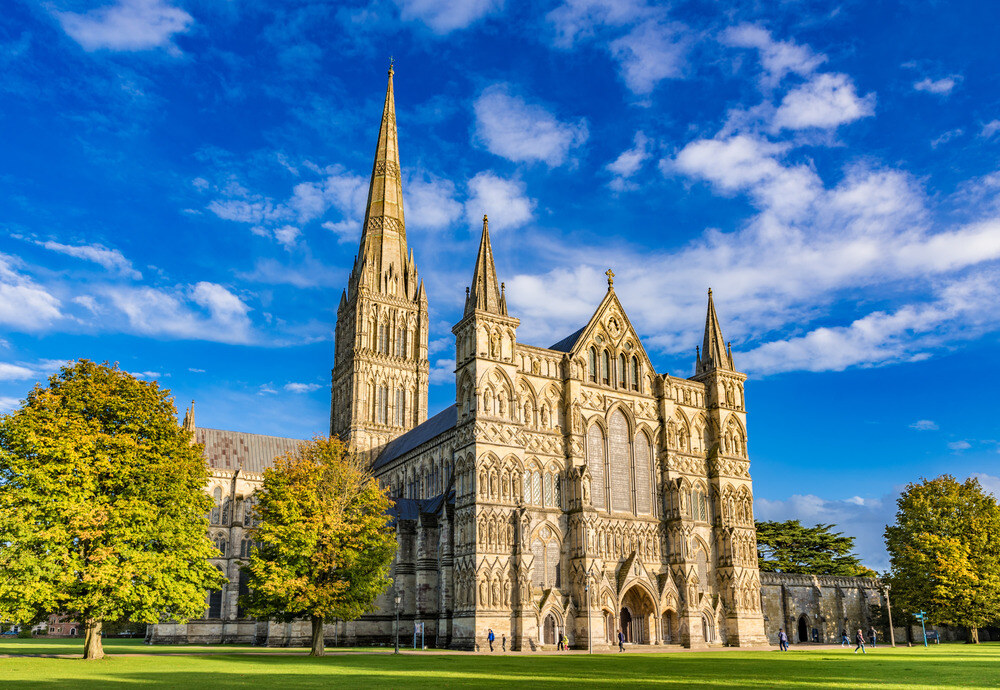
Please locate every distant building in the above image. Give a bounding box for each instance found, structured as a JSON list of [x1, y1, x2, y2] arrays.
[[45, 614, 79, 637]]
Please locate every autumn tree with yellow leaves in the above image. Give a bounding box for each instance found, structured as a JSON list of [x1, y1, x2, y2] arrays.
[[242, 436, 396, 656], [0, 361, 225, 659]]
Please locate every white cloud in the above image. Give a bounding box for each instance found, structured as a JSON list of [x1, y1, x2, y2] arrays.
[[547, 0, 652, 47], [39, 240, 141, 279], [474, 84, 588, 167], [948, 440, 972, 451], [0, 396, 22, 414], [188, 368, 206, 373], [105, 282, 253, 344], [909, 420, 938, 431], [972, 473, 1000, 497], [608, 20, 688, 95], [464, 172, 535, 230], [131, 370, 162, 379], [930, 128, 963, 149], [720, 24, 826, 87], [606, 132, 651, 191], [913, 76, 960, 95], [284, 382, 322, 393], [0, 254, 62, 331], [980, 120, 1000, 139], [429, 358, 455, 384], [406, 173, 463, 229], [0, 363, 35, 381], [545, 1, 685, 95], [756, 492, 896, 571], [54, 0, 194, 53], [393, 0, 503, 33], [773, 73, 875, 130]]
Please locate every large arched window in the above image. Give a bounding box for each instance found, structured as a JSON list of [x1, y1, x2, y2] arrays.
[[586, 425, 607, 510], [634, 431, 652, 515], [608, 410, 631, 513], [588, 347, 597, 383], [602, 350, 611, 385]]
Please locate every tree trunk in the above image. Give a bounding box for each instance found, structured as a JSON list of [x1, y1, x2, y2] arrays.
[[309, 615, 325, 657], [83, 619, 105, 660], [968, 626, 980, 644]]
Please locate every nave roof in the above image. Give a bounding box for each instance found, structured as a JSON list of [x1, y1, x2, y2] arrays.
[[373, 403, 457, 471]]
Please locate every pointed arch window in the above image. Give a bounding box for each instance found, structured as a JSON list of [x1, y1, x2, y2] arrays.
[[631, 356, 639, 391], [394, 389, 405, 426], [396, 327, 405, 357], [602, 350, 610, 385], [211, 487, 222, 525], [588, 347, 597, 383], [376, 385, 389, 424], [618, 354, 627, 388]]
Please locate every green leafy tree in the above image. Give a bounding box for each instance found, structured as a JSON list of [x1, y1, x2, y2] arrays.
[[884, 475, 1000, 643], [0, 360, 225, 659], [243, 436, 396, 656], [756, 520, 875, 576]]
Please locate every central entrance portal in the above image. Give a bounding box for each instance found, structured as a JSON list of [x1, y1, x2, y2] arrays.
[[619, 585, 656, 644]]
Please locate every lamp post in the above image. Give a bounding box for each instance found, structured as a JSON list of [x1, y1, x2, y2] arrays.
[[585, 579, 592, 654], [394, 591, 403, 655], [883, 582, 896, 647]]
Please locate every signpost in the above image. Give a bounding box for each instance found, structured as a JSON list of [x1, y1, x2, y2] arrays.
[[915, 611, 928, 647]]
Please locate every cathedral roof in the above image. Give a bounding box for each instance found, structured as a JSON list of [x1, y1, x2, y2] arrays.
[[548, 325, 586, 352], [373, 403, 457, 471], [388, 488, 455, 523], [197, 427, 305, 474]]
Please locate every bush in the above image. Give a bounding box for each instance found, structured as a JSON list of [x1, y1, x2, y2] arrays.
[[17, 629, 33, 638]]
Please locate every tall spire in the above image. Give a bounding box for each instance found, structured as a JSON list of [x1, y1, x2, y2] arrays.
[[353, 62, 410, 297], [182, 400, 196, 441], [465, 214, 506, 316], [698, 288, 732, 374]]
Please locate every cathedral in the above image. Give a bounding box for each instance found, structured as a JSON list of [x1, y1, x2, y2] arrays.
[[150, 67, 889, 651], [331, 66, 766, 650]]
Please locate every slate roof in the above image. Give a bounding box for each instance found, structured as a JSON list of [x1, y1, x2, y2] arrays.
[[388, 489, 455, 523], [373, 404, 458, 471], [197, 427, 306, 474], [548, 325, 585, 352]]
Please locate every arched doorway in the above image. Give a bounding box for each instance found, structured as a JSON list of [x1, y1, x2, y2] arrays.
[[620, 607, 633, 642], [620, 585, 656, 644], [543, 614, 556, 645], [797, 615, 808, 643], [603, 611, 615, 643], [661, 610, 675, 643], [702, 615, 714, 643]]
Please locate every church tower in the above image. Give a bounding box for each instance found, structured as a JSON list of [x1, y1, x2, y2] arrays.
[[692, 289, 768, 645], [331, 65, 430, 461]]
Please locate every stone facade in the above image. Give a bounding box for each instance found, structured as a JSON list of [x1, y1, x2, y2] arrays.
[[760, 572, 884, 644], [335, 68, 768, 651]]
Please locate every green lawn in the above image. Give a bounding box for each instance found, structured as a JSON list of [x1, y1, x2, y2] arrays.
[[2, 639, 997, 688]]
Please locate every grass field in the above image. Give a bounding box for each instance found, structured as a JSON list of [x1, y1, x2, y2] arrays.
[[2, 638, 997, 688]]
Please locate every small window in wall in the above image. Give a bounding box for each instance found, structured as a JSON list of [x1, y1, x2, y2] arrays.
[[618, 354, 627, 388], [588, 347, 597, 383], [631, 357, 639, 391], [602, 350, 610, 385]]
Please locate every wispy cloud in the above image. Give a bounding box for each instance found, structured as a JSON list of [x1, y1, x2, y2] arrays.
[[37, 240, 141, 279], [393, 0, 504, 34], [720, 24, 826, 88], [474, 84, 589, 167], [606, 131, 651, 191], [54, 0, 194, 53], [0, 254, 62, 331], [773, 73, 875, 130], [913, 75, 961, 96], [909, 419, 938, 431]]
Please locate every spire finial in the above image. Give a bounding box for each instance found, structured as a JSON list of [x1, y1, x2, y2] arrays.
[[389, 55, 394, 75], [708, 287, 713, 297], [605, 268, 615, 289]]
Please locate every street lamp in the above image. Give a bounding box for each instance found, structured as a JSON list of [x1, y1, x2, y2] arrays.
[[394, 591, 403, 655], [585, 579, 592, 654]]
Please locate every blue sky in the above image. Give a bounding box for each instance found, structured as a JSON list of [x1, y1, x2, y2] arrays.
[[3, 0, 1000, 570]]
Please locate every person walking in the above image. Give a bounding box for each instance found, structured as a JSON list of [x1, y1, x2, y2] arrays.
[[501, 633, 506, 652], [557, 632, 564, 651], [840, 629, 849, 647], [618, 630, 625, 653], [487, 628, 494, 652], [562, 633, 569, 651], [868, 626, 877, 648], [854, 629, 866, 654], [778, 628, 788, 652]]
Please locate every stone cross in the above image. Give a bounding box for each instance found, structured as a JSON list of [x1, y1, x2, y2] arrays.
[[605, 268, 615, 288]]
